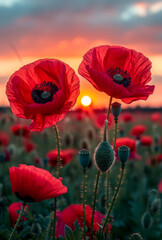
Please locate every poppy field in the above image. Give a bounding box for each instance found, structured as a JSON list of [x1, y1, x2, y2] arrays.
[[0, 46, 161, 240]]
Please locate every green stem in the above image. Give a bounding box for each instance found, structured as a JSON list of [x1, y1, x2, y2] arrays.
[[106, 171, 110, 238], [106, 96, 113, 122], [100, 166, 125, 240], [83, 170, 86, 240], [113, 120, 118, 149], [9, 202, 26, 240], [53, 198, 57, 240], [54, 125, 61, 178], [45, 212, 53, 240], [91, 170, 100, 240]]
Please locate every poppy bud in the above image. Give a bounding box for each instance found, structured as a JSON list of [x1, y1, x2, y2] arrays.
[[94, 141, 114, 173], [111, 102, 121, 120], [118, 145, 130, 167], [150, 198, 161, 214], [141, 211, 153, 229], [79, 149, 90, 170]]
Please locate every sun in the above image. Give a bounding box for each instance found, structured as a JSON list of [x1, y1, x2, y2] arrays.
[[81, 96, 92, 107]]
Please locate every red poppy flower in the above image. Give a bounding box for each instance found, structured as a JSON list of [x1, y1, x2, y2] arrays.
[[141, 136, 152, 146], [131, 125, 146, 138], [6, 59, 80, 131], [0, 131, 10, 147], [11, 124, 30, 138], [9, 164, 67, 202], [123, 113, 133, 122], [8, 202, 29, 227], [115, 137, 141, 160], [23, 140, 35, 153], [55, 204, 112, 238], [157, 154, 162, 163], [47, 148, 77, 167], [158, 180, 162, 193], [151, 113, 160, 122], [78, 45, 154, 103], [94, 112, 113, 129]]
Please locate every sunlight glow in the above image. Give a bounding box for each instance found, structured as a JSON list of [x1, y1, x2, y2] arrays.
[[81, 96, 92, 107]]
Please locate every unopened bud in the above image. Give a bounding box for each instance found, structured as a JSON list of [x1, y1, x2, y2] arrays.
[[79, 149, 90, 170], [111, 102, 121, 120]]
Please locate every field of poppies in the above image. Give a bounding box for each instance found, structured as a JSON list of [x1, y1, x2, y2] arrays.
[[0, 45, 161, 240], [0, 108, 161, 240]]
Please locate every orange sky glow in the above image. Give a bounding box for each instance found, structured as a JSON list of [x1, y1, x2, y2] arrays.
[[0, 1, 162, 109]]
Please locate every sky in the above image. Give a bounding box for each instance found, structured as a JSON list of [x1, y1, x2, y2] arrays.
[[0, 0, 162, 109]]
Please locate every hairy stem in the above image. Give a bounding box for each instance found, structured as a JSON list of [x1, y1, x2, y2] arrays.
[[100, 166, 125, 240], [9, 202, 26, 240], [54, 125, 61, 178], [53, 198, 57, 240], [91, 170, 100, 240]]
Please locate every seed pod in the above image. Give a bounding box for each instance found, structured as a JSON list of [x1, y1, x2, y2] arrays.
[[141, 211, 153, 229], [79, 149, 90, 170], [94, 141, 114, 173], [118, 145, 130, 164], [111, 102, 121, 119]]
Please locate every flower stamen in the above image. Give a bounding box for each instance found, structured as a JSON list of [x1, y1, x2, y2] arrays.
[[107, 67, 131, 88], [31, 81, 59, 104]]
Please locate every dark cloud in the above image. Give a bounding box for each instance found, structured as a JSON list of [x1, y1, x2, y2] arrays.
[[0, 0, 162, 57]]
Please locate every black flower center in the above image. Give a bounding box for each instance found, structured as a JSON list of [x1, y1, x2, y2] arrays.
[[31, 81, 59, 104], [107, 67, 131, 88], [15, 192, 35, 202]]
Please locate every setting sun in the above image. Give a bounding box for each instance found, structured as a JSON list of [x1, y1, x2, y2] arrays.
[[81, 96, 92, 107]]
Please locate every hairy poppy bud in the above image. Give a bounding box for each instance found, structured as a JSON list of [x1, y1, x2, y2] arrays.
[[141, 211, 153, 229], [111, 102, 121, 120], [94, 141, 114, 172], [118, 145, 130, 166], [150, 198, 161, 214], [79, 149, 90, 170]]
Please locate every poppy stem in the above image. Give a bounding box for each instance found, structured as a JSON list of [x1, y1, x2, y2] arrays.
[[9, 202, 26, 240], [91, 170, 100, 240], [106, 96, 113, 122], [105, 96, 113, 236], [45, 212, 53, 240], [53, 198, 57, 240], [113, 119, 118, 149], [82, 169, 86, 240], [104, 96, 113, 141], [54, 125, 61, 178], [100, 165, 125, 240]]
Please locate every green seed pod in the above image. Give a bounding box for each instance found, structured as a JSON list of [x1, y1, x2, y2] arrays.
[[94, 141, 114, 173], [150, 198, 161, 214], [79, 149, 90, 170], [141, 211, 153, 229], [118, 145, 130, 164]]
